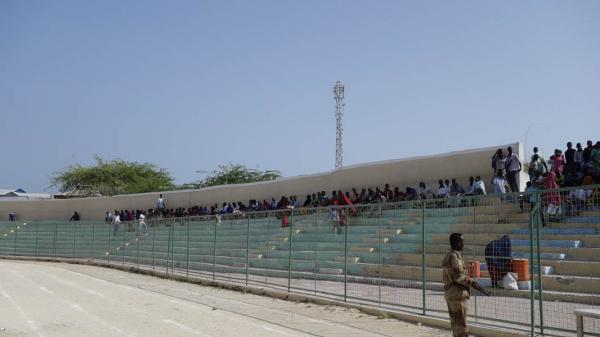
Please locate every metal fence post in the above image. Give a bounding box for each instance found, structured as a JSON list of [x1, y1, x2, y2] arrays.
[[343, 207, 348, 302], [53, 222, 58, 260], [287, 210, 294, 293], [421, 200, 426, 315], [91, 223, 95, 261], [246, 215, 250, 285], [378, 205, 382, 306], [186, 219, 190, 277], [535, 192, 544, 335], [72, 222, 77, 259], [136, 228, 140, 269], [35, 222, 38, 257], [213, 217, 217, 280], [528, 196, 537, 337], [122, 222, 127, 266], [13, 223, 18, 256], [171, 226, 175, 275], [166, 225, 172, 274], [152, 224, 155, 270], [471, 196, 479, 322], [108, 225, 111, 264]]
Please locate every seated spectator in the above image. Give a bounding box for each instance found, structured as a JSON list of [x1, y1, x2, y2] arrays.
[[492, 171, 507, 196], [303, 195, 312, 207], [449, 179, 465, 196], [69, 211, 80, 221], [383, 184, 393, 201], [520, 181, 539, 213], [310, 193, 319, 207], [466, 176, 486, 196], [359, 188, 367, 203], [418, 181, 434, 200], [405, 187, 417, 200], [437, 179, 449, 198], [393, 186, 405, 202], [567, 188, 589, 214]]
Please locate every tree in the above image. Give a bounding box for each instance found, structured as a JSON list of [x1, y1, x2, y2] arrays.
[[181, 163, 282, 189], [50, 155, 175, 196]]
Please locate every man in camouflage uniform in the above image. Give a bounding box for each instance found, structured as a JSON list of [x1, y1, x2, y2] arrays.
[[442, 233, 475, 337]]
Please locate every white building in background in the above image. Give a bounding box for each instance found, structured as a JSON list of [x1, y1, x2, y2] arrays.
[[0, 188, 51, 200]]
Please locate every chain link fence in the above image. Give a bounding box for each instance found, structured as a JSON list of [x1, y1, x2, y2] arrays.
[[1, 185, 599, 336]]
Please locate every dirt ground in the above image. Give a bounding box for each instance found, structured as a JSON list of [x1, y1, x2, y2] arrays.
[[0, 260, 452, 337]]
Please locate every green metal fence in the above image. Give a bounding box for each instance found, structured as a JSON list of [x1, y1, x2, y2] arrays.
[[1, 185, 599, 336]]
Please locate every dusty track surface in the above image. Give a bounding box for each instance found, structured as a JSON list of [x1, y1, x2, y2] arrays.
[[0, 260, 451, 337]]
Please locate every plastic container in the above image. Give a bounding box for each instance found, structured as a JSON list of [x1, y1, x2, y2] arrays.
[[512, 259, 530, 281], [468, 260, 481, 278]]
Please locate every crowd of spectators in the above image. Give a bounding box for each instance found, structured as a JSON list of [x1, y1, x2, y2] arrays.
[[95, 141, 599, 224]]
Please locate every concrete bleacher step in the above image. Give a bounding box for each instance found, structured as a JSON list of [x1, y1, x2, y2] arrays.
[[511, 252, 567, 260], [450, 223, 528, 234], [561, 216, 600, 224], [512, 227, 597, 235], [511, 239, 583, 248], [319, 268, 343, 275], [431, 233, 586, 248]]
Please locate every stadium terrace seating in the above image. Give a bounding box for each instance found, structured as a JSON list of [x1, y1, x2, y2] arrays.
[[1, 196, 599, 334]]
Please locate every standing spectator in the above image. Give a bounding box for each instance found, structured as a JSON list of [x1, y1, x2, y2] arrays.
[[545, 172, 561, 219], [138, 212, 147, 235], [505, 146, 522, 192], [588, 142, 600, 177], [528, 154, 546, 182], [8, 212, 15, 221], [574, 143, 584, 172], [157, 194, 166, 215], [529, 147, 548, 175], [565, 142, 575, 173], [583, 140, 594, 164], [112, 210, 121, 236], [491, 149, 506, 176], [550, 149, 565, 175]]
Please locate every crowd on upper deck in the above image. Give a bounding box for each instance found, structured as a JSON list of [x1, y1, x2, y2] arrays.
[[9, 141, 596, 222], [97, 140, 599, 223]]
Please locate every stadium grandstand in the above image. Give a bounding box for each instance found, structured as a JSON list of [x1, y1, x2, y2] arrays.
[[1, 141, 600, 336]]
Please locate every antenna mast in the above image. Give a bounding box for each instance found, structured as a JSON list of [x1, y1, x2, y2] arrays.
[[333, 81, 345, 170]]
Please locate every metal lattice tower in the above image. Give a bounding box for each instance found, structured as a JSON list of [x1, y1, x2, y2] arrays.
[[333, 81, 345, 169]]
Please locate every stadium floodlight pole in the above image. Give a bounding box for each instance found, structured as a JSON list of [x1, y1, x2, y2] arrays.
[[333, 81, 345, 170]]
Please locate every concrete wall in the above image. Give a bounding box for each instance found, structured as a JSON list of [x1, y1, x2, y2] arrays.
[[0, 143, 524, 221]]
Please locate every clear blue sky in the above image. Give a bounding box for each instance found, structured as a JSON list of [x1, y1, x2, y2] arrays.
[[1, 0, 599, 192]]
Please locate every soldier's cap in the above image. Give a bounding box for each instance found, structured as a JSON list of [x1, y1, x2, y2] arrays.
[[449, 233, 463, 247]]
